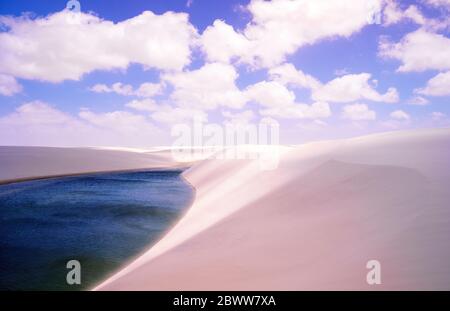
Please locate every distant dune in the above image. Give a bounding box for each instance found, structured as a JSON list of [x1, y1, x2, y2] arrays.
[[0, 146, 179, 184], [94, 128, 450, 290]]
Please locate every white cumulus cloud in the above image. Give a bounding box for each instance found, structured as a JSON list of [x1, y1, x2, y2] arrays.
[[222, 110, 255, 124], [78, 109, 159, 134], [0, 74, 22, 96], [268, 63, 321, 90], [267, 63, 398, 104], [379, 28, 450, 72], [383, 1, 427, 26], [390, 109, 411, 120], [312, 73, 399, 103], [201, 0, 382, 68], [260, 101, 331, 120], [0, 11, 198, 82], [415, 71, 450, 96], [407, 96, 430, 106], [162, 62, 247, 110], [424, 0, 450, 10], [341, 103, 376, 121], [245, 81, 296, 108], [90, 82, 163, 98], [431, 111, 446, 120], [126, 99, 159, 112], [0, 101, 166, 147], [245, 80, 331, 119], [151, 105, 208, 124]]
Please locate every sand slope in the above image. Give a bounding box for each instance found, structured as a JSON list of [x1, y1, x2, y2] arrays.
[[95, 128, 450, 290]]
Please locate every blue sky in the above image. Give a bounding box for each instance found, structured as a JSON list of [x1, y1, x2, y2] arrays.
[[0, 0, 449, 147]]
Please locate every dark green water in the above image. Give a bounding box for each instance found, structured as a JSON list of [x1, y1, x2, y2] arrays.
[[0, 169, 194, 290]]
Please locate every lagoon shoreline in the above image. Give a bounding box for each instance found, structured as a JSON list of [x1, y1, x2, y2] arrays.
[[2, 128, 450, 290], [96, 128, 450, 291]]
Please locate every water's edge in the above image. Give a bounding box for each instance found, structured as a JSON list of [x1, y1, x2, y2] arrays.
[[0, 169, 195, 290], [0, 165, 191, 186]]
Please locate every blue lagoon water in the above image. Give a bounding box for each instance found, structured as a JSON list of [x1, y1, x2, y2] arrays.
[[0, 169, 194, 290]]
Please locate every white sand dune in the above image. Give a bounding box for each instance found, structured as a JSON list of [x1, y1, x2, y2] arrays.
[[94, 128, 450, 290], [0, 146, 180, 184]]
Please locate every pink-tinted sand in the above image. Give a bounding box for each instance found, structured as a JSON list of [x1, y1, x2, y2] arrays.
[[94, 128, 450, 290]]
